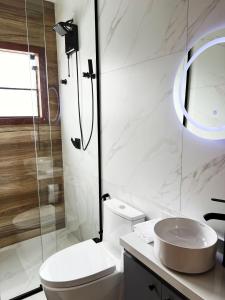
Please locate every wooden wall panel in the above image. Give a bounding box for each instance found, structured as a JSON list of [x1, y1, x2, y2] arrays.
[[0, 0, 65, 248], [0, 0, 27, 45]]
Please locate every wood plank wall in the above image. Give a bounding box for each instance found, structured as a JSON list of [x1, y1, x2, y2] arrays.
[[0, 0, 65, 248]]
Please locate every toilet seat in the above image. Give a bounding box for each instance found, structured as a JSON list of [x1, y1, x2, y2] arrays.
[[40, 239, 116, 289]]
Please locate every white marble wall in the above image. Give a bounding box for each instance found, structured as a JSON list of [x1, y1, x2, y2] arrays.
[[181, 0, 225, 238], [99, 0, 225, 238], [55, 0, 99, 241]]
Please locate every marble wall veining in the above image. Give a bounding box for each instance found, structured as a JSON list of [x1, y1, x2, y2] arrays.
[[101, 52, 184, 214], [99, 0, 187, 72], [187, 0, 225, 49], [181, 0, 225, 238], [99, 0, 225, 238], [55, 0, 99, 241]]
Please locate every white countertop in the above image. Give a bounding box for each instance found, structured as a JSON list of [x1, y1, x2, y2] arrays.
[[120, 232, 225, 300]]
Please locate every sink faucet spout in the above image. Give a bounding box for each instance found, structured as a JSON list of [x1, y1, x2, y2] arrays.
[[203, 213, 225, 221], [204, 199, 225, 268]]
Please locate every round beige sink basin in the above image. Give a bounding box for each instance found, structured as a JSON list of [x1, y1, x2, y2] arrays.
[[154, 218, 218, 274]]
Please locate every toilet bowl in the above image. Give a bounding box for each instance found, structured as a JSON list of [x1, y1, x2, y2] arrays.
[[40, 198, 145, 300]]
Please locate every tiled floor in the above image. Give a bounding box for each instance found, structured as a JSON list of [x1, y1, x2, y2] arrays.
[[27, 292, 47, 299], [0, 229, 79, 300]]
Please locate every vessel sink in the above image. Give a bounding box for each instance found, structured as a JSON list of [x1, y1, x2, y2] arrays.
[[154, 218, 218, 274]]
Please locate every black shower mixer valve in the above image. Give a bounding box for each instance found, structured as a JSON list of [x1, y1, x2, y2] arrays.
[[83, 72, 96, 79]]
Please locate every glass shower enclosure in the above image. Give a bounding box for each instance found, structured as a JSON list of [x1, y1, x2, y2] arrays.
[[0, 0, 101, 298], [0, 0, 64, 298]]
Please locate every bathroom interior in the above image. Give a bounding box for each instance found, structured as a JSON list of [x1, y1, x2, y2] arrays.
[[0, 0, 225, 299]]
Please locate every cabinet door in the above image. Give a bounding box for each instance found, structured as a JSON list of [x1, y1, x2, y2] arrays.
[[124, 252, 161, 300], [162, 284, 186, 300]]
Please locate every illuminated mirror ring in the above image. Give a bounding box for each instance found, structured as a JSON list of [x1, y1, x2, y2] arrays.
[[179, 37, 225, 132]]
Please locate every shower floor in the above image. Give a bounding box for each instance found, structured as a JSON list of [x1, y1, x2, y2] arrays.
[[0, 228, 79, 300]]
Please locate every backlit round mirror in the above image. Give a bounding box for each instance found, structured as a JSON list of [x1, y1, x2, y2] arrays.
[[174, 29, 225, 140]]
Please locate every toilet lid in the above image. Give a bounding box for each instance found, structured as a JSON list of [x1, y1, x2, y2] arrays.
[[40, 239, 116, 289]]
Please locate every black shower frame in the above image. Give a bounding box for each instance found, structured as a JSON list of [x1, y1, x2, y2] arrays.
[[94, 0, 103, 242], [9, 0, 102, 299]]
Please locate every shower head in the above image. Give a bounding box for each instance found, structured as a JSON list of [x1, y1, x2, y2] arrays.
[[53, 18, 79, 57], [53, 22, 68, 36], [53, 19, 75, 36], [53, 19, 79, 77]]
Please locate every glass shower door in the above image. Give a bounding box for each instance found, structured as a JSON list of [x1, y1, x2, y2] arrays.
[[0, 1, 44, 298], [26, 0, 58, 262], [0, 0, 100, 297], [0, 0, 63, 298], [26, 0, 67, 259]]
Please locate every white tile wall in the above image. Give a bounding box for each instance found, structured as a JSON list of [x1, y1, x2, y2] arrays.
[[101, 52, 184, 214], [99, 0, 187, 218], [55, 0, 99, 241], [99, 0, 225, 237], [99, 0, 188, 72], [187, 0, 225, 49]]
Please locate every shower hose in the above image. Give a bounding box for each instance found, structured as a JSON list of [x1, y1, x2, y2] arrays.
[[75, 51, 94, 151]]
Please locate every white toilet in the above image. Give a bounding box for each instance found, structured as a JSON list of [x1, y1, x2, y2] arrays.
[[39, 198, 145, 300]]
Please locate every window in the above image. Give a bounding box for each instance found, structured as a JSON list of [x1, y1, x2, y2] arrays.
[[0, 42, 48, 124]]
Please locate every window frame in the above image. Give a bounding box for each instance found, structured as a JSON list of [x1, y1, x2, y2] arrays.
[[0, 41, 48, 125]]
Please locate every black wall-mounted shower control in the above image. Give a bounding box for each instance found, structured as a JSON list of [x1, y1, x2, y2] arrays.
[[61, 79, 67, 85], [88, 59, 93, 74], [71, 138, 81, 150], [83, 59, 96, 79]]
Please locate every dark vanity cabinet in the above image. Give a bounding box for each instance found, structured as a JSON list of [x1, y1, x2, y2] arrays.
[[124, 252, 187, 300]]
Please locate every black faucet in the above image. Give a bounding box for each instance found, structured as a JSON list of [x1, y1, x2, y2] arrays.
[[203, 198, 225, 267]]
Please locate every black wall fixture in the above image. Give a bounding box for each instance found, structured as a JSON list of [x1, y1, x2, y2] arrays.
[[94, 0, 103, 242], [72, 56, 95, 151], [53, 19, 79, 77], [54, 19, 95, 153], [9, 285, 43, 300], [203, 198, 225, 267]]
